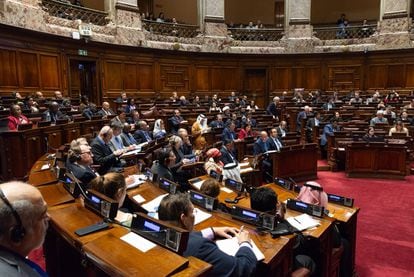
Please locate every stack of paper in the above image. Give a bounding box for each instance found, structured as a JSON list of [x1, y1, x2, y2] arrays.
[[191, 180, 205, 190], [216, 237, 265, 261], [121, 232, 156, 253], [286, 214, 320, 231], [193, 208, 211, 225], [126, 175, 146, 189]]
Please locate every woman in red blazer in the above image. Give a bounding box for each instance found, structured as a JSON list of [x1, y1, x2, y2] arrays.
[[7, 104, 29, 130]]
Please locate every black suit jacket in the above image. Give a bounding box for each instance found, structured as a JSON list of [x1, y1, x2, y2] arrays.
[[90, 137, 121, 175], [133, 130, 153, 144], [169, 115, 184, 133], [253, 138, 269, 155], [66, 162, 97, 188], [220, 146, 236, 165], [151, 162, 175, 183], [267, 137, 283, 151], [184, 232, 256, 277]]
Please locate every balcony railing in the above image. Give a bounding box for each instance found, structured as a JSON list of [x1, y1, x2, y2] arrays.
[[142, 20, 200, 38], [228, 28, 284, 41], [313, 24, 377, 40], [41, 0, 109, 26]]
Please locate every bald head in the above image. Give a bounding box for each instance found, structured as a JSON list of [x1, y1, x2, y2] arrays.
[[0, 182, 48, 256]]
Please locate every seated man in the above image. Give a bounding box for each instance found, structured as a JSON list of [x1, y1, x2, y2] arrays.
[[66, 139, 98, 188], [158, 193, 257, 276], [120, 123, 138, 146], [0, 181, 49, 276], [370, 110, 388, 126], [222, 121, 239, 143], [251, 187, 316, 276], [253, 131, 269, 155], [90, 126, 124, 175], [151, 148, 176, 183], [109, 121, 131, 151], [98, 101, 115, 117], [268, 128, 283, 151], [220, 139, 238, 165], [133, 120, 153, 144], [110, 107, 127, 125], [169, 109, 186, 134], [178, 128, 195, 158], [42, 101, 67, 123], [209, 114, 225, 129]]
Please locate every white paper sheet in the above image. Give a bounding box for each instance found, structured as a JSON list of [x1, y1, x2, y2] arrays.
[[286, 214, 320, 231], [120, 232, 156, 253], [193, 208, 211, 225], [220, 187, 233, 194], [141, 193, 168, 213], [216, 237, 265, 261], [191, 180, 205, 190], [132, 194, 146, 204]]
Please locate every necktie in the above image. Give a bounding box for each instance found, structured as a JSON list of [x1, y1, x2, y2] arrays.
[[144, 132, 150, 141], [264, 141, 268, 152], [275, 139, 281, 151]]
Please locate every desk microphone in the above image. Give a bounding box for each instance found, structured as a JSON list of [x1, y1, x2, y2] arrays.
[[288, 177, 301, 193], [66, 169, 89, 200]]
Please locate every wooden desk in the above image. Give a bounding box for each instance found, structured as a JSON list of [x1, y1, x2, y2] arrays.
[[269, 143, 318, 182], [346, 142, 409, 179]]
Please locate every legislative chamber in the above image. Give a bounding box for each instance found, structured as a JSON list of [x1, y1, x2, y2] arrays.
[[0, 0, 413, 276]]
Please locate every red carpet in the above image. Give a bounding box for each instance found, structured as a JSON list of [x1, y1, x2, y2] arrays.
[[317, 171, 414, 277]]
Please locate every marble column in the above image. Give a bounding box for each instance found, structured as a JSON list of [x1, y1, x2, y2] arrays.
[[198, 0, 227, 37], [114, 0, 143, 46], [284, 0, 313, 39], [377, 0, 411, 48]]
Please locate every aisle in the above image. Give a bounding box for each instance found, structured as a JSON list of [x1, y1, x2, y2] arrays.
[[317, 171, 414, 277]]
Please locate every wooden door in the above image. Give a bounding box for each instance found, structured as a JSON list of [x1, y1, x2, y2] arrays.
[[244, 69, 268, 109], [69, 60, 99, 103]]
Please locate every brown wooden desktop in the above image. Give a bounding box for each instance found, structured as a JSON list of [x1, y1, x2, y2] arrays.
[[346, 142, 409, 179], [31, 167, 212, 276]]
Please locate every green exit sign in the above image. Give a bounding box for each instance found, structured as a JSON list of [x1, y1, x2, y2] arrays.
[[78, 49, 88, 56]]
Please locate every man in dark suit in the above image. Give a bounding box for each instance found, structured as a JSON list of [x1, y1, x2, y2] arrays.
[[120, 123, 137, 147], [66, 141, 98, 188], [98, 101, 115, 117], [296, 105, 312, 133], [90, 126, 124, 175], [268, 128, 284, 151], [209, 114, 225, 129], [222, 121, 238, 143], [276, 120, 288, 138], [133, 120, 153, 144], [158, 193, 257, 277], [220, 139, 237, 165], [305, 112, 321, 143], [253, 131, 269, 155], [42, 101, 67, 123], [266, 96, 282, 120], [169, 109, 186, 134]]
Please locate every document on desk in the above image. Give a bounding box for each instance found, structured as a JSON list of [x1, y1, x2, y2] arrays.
[[40, 164, 50, 170], [141, 193, 168, 213], [286, 214, 320, 231], [220, 187, 233, 193], [191, 180, 205, 190], [126, 175, 146, 190], [240, 167, 253, 174], [216, 237, 265, 261], [132, 194, 146, 204], [239, 162, 250, 167], [121, 232, 156, 253], [193, 208, 211, 225]]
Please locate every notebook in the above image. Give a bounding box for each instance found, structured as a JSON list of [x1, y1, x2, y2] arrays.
[[216, 237, 265, 261]]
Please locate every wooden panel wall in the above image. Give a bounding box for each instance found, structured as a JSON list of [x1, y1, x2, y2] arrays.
[[2, 29, 414, 104]]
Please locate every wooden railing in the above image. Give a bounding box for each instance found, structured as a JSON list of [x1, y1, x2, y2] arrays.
[[313, 24, 377, 40], [228, 28, 284, 41], [142, 19, 200, 38], [41, 0, 109, 26]]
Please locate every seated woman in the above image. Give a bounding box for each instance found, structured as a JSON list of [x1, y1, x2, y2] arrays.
[[238, 123, 254, 140], [191, 114, 209, 152], [362, 126, 382, 142], [151, 148, 176, 183], [169, 136, 193, 191], [246, 100, 259, 112], [153, 119, 167, 139], [204, 148, 224, 175], [250, 187, 315, 276], [24, 96, 39, 113], [209, 101, 222, 113], [388, 120, 409, 136], [7, 104, 30, 130], [89, 172, 132, 223], [158, 193, 257, 276]]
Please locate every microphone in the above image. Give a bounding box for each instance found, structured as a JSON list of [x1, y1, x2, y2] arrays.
[[66, 169, 89, 200], [288, 177, 301, 192]]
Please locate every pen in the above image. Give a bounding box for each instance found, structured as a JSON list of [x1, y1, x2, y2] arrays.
[[240, 225, 245, 232], [293, 218, 301, 224]]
